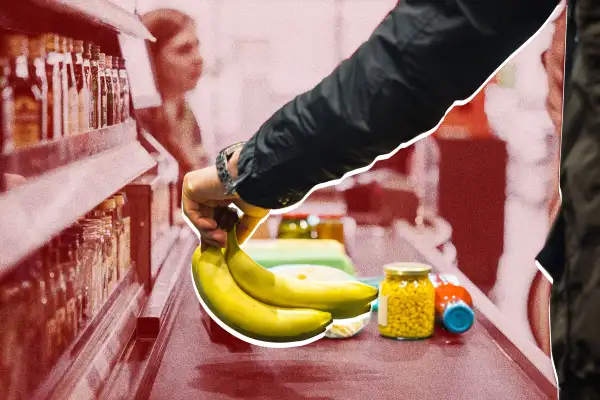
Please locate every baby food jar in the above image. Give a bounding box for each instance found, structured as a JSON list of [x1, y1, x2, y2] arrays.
[[378, 263, 435, 340], [277, 214, 313, 239]]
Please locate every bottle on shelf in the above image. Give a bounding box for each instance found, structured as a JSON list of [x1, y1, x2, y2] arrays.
[[429, 273, 475, 334], [40, 244, 60, 376], [49, 247, 69, 358], [98, 51, 108, 128], [0, 45, 14, 154], [87, 199, 117, 299], [112, 56, 121, 125], [102, 197, 119, 292], [28, 250, 52, 378], [28, 36, 48, 142], [3, 34, 43, 150], [89, 44, 101, 129], [0, 278, 28, 400], [118, 57, 130, 122], [61, 37, 78, 136], [82, 43, 92, 125], [58, 244, 78, 345], [58, 37, 69, 137], [73, 40, 90, 133], [41, 33, 63, 141], [105, 55, 115, 126], [78, 218, 103, 319], [114, 192, 131, 280]]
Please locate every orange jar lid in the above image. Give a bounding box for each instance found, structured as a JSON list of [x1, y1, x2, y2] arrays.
[[281, 213, 310, 220]]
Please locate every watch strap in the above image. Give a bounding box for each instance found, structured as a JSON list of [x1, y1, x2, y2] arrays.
[[216, 141, 246, 196]]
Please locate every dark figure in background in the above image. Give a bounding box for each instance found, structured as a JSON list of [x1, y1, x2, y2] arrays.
[[539, 0, 600, 397], [565, 0, 578, 83], [137, 9, 205, 201], [181, 0, 599, 397]]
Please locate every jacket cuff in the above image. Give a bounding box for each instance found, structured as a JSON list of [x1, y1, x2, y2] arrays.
[[235, 134, 304, 210]]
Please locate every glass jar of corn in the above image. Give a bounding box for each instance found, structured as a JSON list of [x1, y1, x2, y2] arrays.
[[378, 263, 435, 340]]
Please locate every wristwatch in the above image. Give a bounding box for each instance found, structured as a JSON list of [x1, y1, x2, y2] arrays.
[[216, 141, 246, 196]]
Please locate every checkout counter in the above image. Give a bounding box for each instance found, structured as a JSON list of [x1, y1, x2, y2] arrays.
[[103, 195, 558, 400]]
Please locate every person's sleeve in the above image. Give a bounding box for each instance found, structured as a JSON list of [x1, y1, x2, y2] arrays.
[[234, 0, 561, 210]]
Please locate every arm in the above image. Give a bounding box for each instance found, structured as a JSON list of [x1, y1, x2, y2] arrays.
[[543, 4, 566, 221], [232, 0, 560, 210]]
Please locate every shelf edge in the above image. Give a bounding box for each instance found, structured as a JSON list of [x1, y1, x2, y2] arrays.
[[0, 141, 156, 277]]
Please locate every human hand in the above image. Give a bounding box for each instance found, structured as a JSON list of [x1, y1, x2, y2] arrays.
[[182, 151, 270, 248]]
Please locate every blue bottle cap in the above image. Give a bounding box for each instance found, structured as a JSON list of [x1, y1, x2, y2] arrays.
[[442, 301, 474, 334]]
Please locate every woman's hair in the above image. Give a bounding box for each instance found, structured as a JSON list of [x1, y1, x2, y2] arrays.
[[141, 9, 195, 59]]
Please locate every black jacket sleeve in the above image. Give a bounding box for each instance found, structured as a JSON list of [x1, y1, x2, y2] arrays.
[[234, 0, 560, 209]]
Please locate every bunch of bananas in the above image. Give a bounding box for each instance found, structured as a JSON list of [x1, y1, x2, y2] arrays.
[[191, 225, 378, 347]]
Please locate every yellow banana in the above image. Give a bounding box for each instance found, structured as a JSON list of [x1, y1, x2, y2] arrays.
[[191, 246, 333, 344], [225, 228, 378, 319]]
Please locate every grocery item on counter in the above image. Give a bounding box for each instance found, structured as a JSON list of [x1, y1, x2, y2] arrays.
[[191, 246, 333, 345], [430, 273, 475, 334], [270, 264, 373, 339], [277, 213, 313, 239], [378, 263, 435, 340], [315, 214, 345, 244], [243, 238, 356, 275], [270, 264, 357, 282], [225, 227, 377, 320]]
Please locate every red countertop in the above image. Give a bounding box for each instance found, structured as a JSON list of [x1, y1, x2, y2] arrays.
[[146, 284, 548, 400], [141, 224, 556, 400]]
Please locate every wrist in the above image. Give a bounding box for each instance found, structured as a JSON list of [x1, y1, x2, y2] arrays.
[[183, 166, 228, 201]]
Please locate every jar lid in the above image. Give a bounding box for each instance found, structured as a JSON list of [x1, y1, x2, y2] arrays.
[[383, 263, 432, 276], [282, 213, 309, 220], [318, 214, 344, 220]]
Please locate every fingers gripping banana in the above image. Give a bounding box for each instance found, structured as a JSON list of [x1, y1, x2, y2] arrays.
[[191, 246, 333, 344], [225, 228, 378, 319]]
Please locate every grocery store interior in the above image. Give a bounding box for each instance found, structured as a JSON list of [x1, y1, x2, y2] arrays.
[[0, 0, 566, 399]]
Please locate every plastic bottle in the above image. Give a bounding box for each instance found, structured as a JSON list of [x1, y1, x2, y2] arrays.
[[429, 274, 475, 334]]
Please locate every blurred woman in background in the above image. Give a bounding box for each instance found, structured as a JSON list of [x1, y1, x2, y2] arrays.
[[138, 9, 206, 194]]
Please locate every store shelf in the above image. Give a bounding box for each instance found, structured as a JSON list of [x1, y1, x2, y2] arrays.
[[2, 120, 137, 178], [139, 227, 195, 339], [0, 0, 154, 41], [99, 228, 197, 399], [0, 125, 156, 276], [33, 268, 148, 399]]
